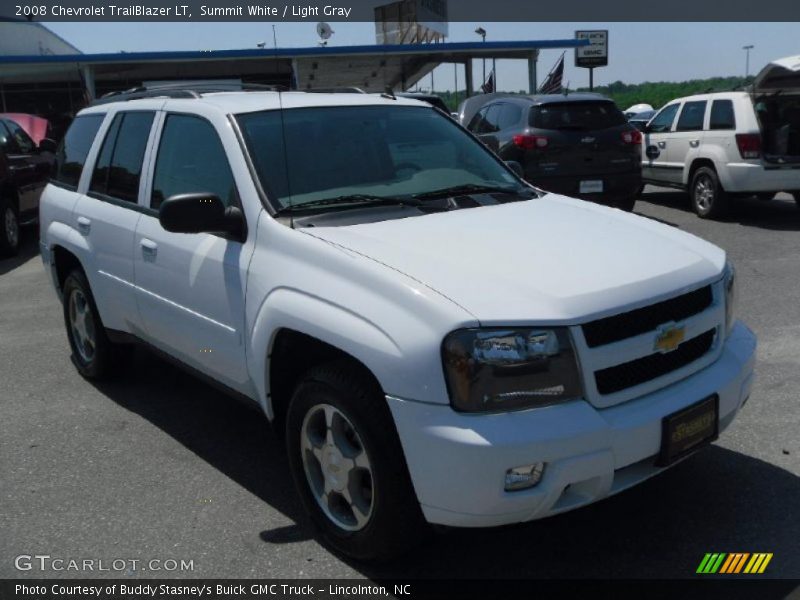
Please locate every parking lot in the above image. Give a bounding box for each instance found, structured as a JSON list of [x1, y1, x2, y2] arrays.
[[1, 187, 799, 580]]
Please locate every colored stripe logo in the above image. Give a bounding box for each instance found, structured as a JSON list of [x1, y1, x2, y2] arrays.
[[697, 553, 773, 574]]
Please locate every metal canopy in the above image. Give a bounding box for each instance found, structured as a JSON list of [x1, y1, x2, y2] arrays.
[[0, 38, 587, 93]]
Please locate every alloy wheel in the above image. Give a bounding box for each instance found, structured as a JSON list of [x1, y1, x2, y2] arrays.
[[4, 207, 18, 249], [68, 289, 96, 364], [300, 403, 374, 531]]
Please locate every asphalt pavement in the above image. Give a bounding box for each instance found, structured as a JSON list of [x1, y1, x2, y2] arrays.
[[1, 187, 798, 582]]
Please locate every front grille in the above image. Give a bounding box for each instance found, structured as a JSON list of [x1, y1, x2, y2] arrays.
[[594, 329, 716, 395], [582, 286, 713, 348]]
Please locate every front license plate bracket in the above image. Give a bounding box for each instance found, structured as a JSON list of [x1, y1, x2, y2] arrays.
[[656, 394, 719, 467]]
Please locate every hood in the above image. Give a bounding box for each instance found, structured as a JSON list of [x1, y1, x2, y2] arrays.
[[753, 55, 800, 95], [303, 195, 726, 324]]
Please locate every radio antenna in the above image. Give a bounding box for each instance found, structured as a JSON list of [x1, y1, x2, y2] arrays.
[[272, 25, 295, 228]]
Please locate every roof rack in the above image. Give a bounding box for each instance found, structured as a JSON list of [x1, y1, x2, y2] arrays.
[[91, 82, 287, 106], [304, 87, 366, 94]]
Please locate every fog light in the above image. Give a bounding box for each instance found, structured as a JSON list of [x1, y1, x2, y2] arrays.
[[504, 463, 545, 491]]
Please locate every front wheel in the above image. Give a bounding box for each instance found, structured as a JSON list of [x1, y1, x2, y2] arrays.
[[0, 196, 20, 257], [285, 362, 428, 561], [691, 167, 729, 219]]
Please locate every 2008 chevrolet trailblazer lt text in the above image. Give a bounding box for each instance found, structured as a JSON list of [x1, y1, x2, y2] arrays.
[[39, 85, 756, 560]]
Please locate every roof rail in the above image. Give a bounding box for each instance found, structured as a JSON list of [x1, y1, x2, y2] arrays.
[[90, 82, 288, 106], [305, 87, 367, 94]]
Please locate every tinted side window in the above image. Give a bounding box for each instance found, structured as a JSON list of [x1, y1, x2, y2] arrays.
[[0, 122, 15, 153], [151, 115, 237, 211], [497, 104, 523, 130], [467, 107, 488, 133], [89, 112, 154, 203], [4, 120, 36, 153], [676, 101, 707, 132], [709, 100, 736, 130], [53, 114, 105, 189], [648, 104, 680, 133], [482, 104, 501, 133]]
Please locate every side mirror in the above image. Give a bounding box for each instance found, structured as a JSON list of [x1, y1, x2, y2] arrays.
[[505, 160, 523, 177], [38, 138, 57, 153], [159, 193, 244, 239]]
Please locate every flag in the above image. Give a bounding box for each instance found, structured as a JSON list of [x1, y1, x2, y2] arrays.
[[480, 70, 495, 94], [538, 54, 565, 95]]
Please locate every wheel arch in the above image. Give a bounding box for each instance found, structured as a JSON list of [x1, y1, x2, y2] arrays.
[[249, 288, 404, 424]]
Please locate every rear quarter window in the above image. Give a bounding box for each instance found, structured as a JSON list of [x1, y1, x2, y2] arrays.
[[52, 114, 105, 190], [530, 102, 626, 130], [709, 100, 736, 130]]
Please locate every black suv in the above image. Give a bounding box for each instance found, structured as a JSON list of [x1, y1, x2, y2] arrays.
[[466, 93, 642, 210], [0, 117, 56, 256]]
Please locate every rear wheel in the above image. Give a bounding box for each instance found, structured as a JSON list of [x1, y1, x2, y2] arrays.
[[613, 196, 637, 212], [0, 196, 20, 258], [793, 192, 800, 207], [62, 269, 117, 379], [691, 167, 729, 219], [286, 361, 428, 561]]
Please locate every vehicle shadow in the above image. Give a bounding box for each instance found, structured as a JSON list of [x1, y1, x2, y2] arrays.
[[0, 228, 40, 277], [88, 348, 305, 528], [640, 188, 800, 232], [88, 351, 800, 582]]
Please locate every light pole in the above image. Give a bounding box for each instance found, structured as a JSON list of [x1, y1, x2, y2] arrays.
[[743, 45, 754, 78], [475, 27, 486, 90]]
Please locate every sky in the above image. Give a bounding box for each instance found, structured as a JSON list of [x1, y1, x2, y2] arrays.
[[45, 22, 799, 92]]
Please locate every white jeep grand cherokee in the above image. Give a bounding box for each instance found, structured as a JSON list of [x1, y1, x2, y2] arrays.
[[40, 86, 756, 560]]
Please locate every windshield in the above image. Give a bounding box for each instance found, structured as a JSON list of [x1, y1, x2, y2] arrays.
[[235, 105, 524, 211], [530, 101, 627, 131]]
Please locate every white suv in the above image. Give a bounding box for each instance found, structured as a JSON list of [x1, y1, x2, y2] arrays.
[[642, 55, 800, 218], [40, 85, 756, 560]]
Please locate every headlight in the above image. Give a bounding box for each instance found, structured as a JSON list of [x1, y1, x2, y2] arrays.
[[724, 261, 738, 336], [442, 327, 583, 413]]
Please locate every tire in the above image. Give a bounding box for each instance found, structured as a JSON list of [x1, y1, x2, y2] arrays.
[[793, 192, 800, 207], [0, 196, 20, 258], [613, 196, 637, 212], [286, 361, 429, 561], [691, 166, 729, 219], [62, 269, 117, 379]]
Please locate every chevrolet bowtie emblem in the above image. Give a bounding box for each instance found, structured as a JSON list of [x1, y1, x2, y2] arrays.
[[654, 322, 686, 353]]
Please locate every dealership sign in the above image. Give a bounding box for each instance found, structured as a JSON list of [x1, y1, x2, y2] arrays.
[[575, 30, 608, 68]]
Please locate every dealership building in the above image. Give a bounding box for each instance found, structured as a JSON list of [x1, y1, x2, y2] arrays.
[[0, 17, 585, 130]]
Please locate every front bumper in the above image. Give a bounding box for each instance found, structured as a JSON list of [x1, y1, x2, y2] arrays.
[[388, 321, 756, 527]]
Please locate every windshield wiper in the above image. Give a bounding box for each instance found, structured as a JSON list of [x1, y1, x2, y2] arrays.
[[412, 184, 533, 200], [274, 194, 420, 216]]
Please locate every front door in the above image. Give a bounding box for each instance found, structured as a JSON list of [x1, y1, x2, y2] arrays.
[[642, 102, 681, 185], [134, 113, 251, 392]]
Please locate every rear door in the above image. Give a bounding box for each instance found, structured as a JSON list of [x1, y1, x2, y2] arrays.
[[642, 102, 681, 184], [669, 100, 708, 182], [73, 110, 157, 333]]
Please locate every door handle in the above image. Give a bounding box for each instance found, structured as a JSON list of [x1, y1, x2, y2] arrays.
[[140, 238, 158, 258], [657, 141, 667, 149], [689, 140, 700, 148], [76, 216, 91, 235]]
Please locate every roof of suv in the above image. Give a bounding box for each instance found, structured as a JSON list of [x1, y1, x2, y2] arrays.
[[481, 92, 615, 107], [79, 90, 428, 116]]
